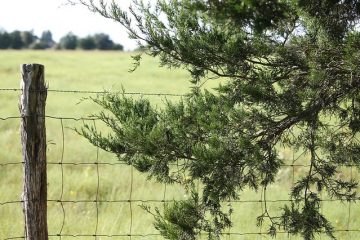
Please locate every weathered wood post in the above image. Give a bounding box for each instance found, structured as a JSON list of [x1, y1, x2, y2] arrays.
[[20, 64, 48, 240]]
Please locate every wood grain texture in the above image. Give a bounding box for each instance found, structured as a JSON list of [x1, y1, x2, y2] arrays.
[[20, 64, 48, 240]]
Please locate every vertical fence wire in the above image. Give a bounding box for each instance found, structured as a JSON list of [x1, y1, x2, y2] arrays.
[[347, 165, 353, 240], [163, 183, 167, 208], [259, 187, 263, 240], [93, 120, 100, 239], [129, 164, 133, 240], [290, 150, 295, 240], [59, 119, 66, 239]]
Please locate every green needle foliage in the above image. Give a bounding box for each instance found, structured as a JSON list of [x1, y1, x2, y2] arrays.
[[76, 0, 360, 239]]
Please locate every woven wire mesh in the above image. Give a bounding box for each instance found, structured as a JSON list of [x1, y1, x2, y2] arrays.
[[0, 88, 359, 239]]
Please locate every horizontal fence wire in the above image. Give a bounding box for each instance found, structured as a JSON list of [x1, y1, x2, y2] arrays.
[[2, 159, 360, 169], [1, 87, 359, 239], [0, 115, 99, 121], [1, 158, 360, 168], [0, 88, 186, 97], [1, 197, 360, 206], [4, 230, 360, 240]]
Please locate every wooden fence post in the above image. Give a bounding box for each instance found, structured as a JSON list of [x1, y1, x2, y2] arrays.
[[20, 64, 48, 240]]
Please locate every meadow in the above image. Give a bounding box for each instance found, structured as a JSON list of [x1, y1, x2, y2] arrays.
[[0, 50, 359, 239]]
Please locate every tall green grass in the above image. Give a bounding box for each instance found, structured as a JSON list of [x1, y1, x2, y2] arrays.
[[0, 50, 358, 239]]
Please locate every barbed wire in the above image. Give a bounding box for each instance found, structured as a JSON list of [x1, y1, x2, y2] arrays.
[[4, 229, 360, 240], [0, 88, 186, 97], [0, 160, 325, 168], [0, 115, 99, 121], [1, 197, 359, 207]]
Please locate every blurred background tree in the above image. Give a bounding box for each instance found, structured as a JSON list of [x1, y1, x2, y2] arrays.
[[59, 32, 78, 50]]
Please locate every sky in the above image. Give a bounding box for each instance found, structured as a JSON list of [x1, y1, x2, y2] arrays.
[[0, 0, 138, 50]]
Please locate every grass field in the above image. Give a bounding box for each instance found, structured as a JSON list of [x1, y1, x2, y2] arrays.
[[0, 50, 359, 239]]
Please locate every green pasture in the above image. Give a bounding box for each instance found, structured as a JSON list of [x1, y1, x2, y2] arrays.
[[0, 50, 358, 239]]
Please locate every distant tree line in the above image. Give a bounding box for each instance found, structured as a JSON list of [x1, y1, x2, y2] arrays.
[[59, 32, 123, 50], [0, 29, 123, 50]]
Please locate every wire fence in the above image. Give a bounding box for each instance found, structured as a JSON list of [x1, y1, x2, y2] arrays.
[[1, 87, 359, 239]]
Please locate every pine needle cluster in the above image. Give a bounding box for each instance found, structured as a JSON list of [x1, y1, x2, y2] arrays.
[[76, 1, 360, 239]]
